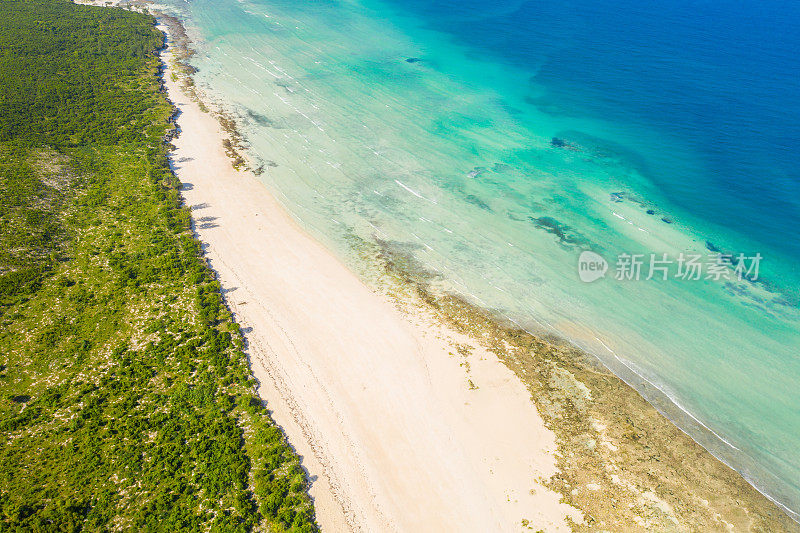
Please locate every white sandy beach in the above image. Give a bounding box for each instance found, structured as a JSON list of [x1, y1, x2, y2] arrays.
[[160, 27, 581, 532]]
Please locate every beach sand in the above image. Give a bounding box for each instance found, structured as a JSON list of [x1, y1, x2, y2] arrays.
[[159, 25, 582, 532]]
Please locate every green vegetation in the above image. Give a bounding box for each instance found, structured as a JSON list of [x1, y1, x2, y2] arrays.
[[0, 0, 317, 530]]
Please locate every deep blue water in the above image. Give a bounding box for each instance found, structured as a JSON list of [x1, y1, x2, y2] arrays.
[[388, 0, 800, 277]]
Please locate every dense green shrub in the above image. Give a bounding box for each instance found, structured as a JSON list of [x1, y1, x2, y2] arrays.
[[0, 0, 317, 530]]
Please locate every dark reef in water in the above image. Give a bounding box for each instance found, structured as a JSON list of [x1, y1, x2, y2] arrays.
[[607, 190, 667, 222], [688, 243, 796, 309], [467, 166, 488, 179], [246, 108, 276, 128], [464, 194, 492, 211], [599, 189, 796, 307], [530, 216, 590, 248], [550, 137, 580, 151], [252, 159, 278, 176], [405, 57, 421, 63], [553, 130, 654, 176]]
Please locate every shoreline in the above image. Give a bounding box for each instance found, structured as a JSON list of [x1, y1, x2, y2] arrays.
[[146, 6, 800, 531], [367, 244, 800, 530], [157, 16, 583, 532]]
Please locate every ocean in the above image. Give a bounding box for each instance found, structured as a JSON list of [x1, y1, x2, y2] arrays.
[[156, 0, 800, 519]]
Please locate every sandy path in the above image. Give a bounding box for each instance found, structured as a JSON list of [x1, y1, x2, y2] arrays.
[[161, 35, 580, 532]]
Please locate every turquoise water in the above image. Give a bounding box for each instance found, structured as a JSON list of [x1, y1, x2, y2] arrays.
[[157, 0, 800, 518]]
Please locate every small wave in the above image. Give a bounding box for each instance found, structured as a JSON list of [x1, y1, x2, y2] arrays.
[[593, 337, 740, 451], [268, 60, 294, 80], [366, 221, 386, 238], [273, 92, 325, 132], [409, 232, 434, 252], [243, 56, 281, 78], [394, 180, 437, 204], [612, 211, 651, 234]]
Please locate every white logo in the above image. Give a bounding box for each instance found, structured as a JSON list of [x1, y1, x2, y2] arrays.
[[578, 251, 608, 283]]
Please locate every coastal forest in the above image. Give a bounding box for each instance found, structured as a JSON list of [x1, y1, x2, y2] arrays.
[[0, 0, 317, 530]]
